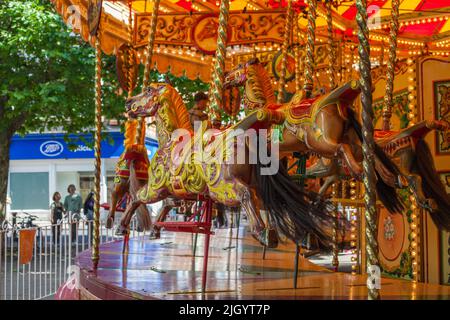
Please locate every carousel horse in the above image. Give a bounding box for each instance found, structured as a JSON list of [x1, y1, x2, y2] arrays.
[[106, 120, 152, 232], [113, 82, 337, 248], [223, 58, 406, 215], [307, 119, 450, 231]]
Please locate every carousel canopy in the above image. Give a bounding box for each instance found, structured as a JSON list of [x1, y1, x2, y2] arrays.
[[52, 0, 450, 81]]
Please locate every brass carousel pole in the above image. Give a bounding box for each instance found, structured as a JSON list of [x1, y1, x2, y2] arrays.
[[201, 0, 230, 292], [209, 0, 230, 116], [294, 14, 302, 93], [340, 36, 346, 83], [88, 0, 104, 270], [119, 1, 138, 251], [325, 0, 335, 90], [142, 0, 161, 88], [379, 40, 385, 67], [382, 0, 399, 131], [348, 45, 355, 82], [92, 36, 103, 270], [137, 0, 161, 143], [277, 0, 293, 103], [125, 1, 143, 147], [356, 0, 380, 300], [303, 0, 317, 98], [331, 182, 339, 271], [127, 1, 135, 101], [349, 179, 359, 275], [325, 0, 339, 271]]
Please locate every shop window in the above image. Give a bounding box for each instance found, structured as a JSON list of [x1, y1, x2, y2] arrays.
[[79, 173, 115, 204], [10, 172, 49, 210], [79, 175, 94, 202]]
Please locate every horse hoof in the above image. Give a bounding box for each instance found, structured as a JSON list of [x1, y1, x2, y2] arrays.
[[266, 229, 279, 248], [149, 230, 161, 240], [115, 225, 129, 236], [252, 229, 278, 248], [105, 217, 114, 229]]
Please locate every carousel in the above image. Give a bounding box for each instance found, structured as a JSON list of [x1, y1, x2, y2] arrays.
[[51, 0, 450, 300]]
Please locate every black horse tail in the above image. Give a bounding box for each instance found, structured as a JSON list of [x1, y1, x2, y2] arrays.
[[347, 108, 405, 214], [253, 161, 335, 247], [413, 139, 450, 231]]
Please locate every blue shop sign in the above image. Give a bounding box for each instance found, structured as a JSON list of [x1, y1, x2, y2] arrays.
[[10, 132, 158, 160]]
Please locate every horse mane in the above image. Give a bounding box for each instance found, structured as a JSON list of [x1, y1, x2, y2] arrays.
[[248, 63, 276, 104], [163, 84, 193, 132]]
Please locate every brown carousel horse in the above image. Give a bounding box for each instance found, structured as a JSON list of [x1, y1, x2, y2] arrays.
[[112, 82, 337, 248], [224, 58, 450, 231], [306, 119, 450, 231], [223, 58, 406, 215]]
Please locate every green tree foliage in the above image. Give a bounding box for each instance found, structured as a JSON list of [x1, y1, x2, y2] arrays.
[[0, 0, 210, 220], [146, 68, 209, 110], [0, 0, 124, 137], [0, 0, 124, 219]]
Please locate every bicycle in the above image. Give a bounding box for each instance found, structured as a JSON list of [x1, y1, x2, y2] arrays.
[[1, 211, 41, 247]]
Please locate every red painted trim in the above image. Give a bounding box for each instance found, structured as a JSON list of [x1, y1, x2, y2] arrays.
[[175, 0, 192, 11], [415, 0, 449, 11], [425, 209, 429, 282]]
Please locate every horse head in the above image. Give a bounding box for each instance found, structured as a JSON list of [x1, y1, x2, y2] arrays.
[[197, 18, 219, 42], [224, 58, 275, 112], [224, 58, 267, 88], [126, 84, 165, 118]]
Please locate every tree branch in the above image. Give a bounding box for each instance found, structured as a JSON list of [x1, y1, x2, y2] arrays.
[[7, 111, 29, 137]]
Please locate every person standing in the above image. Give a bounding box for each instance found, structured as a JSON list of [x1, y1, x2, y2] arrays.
[[50, 192, 65, 244], [83, 191, 94, 243], [64, 184, 82, 244], [83, 191, 94, 221]]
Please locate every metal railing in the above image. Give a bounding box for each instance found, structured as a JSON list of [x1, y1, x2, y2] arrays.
[[0, 214, 148, 300]]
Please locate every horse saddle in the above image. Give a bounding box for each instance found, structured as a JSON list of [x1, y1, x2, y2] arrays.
[[281, 80, 362, 126], [284, 95, 319, 125], [115, 145, 149, 181]]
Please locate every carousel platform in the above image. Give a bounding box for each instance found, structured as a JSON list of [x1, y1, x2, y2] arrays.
[[71, 227, 450, 300]]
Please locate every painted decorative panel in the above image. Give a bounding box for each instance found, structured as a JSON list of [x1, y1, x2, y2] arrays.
[[433, 80, 450, 155], [378, 190, 414, 280], [373, 89, 410, 130], [439, 172, 450, 286]]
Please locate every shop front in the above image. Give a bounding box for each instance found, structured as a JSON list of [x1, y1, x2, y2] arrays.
[[7, 131, 158, 217]]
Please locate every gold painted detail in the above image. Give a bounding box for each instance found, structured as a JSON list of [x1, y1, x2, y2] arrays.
[[208, 180, 238, 204]]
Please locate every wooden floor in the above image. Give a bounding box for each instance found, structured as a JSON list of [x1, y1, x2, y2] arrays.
[[75, 226, 450, 300]]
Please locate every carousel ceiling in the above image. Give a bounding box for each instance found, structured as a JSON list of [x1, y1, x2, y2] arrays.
[[52, 0, 450, 81]]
